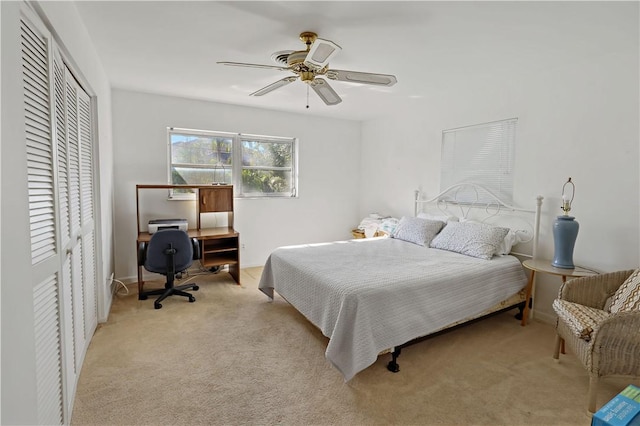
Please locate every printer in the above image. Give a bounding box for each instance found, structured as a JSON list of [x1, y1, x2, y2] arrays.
[[148, 219, 188, 234]]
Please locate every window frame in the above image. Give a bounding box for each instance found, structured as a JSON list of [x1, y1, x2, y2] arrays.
[[167, 127, 298, 199]]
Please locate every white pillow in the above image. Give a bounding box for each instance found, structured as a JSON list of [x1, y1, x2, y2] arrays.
[[429, 221, 510, 260], [496, 229, 523, 256], [392, 216, 445, 246]]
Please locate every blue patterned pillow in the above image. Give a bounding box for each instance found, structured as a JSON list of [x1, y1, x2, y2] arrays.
[[429, 221, 509, 259], [392, 216, 445, 246]]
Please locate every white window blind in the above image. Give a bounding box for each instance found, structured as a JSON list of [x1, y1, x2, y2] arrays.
[[441, 118, 517, 204]]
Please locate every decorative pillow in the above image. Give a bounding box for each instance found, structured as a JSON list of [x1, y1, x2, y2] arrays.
[[458, 218, 521, 256], [429, 221, 509, 260], [553, 299, 610, 341], [392, 216, 444, 246], [378, 217, 400, 235], [609, 269, 640, 313]]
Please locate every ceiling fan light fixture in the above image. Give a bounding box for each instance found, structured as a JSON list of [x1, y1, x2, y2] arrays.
[[304, 38, 341, 70]]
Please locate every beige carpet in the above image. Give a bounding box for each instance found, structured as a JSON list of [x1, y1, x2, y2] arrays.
[[72, 267, 638, 425]]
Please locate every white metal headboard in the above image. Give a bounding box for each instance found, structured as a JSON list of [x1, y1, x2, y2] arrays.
[[414, 183, 543, 259]]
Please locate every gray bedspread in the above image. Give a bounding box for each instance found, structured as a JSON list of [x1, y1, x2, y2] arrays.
[[259, 237, 527, 381]]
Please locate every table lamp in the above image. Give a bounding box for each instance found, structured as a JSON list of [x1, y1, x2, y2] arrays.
[[552, 177, 579, 269]]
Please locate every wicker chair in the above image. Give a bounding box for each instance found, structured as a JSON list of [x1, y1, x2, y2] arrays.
[[552, 269, 640, 413]]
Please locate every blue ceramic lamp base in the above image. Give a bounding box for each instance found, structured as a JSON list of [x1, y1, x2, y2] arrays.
[[552, 216, 579, 269]]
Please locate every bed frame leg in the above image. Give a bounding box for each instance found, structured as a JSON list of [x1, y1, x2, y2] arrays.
[[387, 347, 401, 373], [514, 300, 529, 321]]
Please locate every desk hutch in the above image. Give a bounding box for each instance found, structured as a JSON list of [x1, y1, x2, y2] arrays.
[[136, 184, 240, 294]]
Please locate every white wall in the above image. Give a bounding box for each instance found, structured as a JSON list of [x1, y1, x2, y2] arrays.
[[1, 1, 114, 423], [112, 89, 361, 280], [359, 2, 639, 323]]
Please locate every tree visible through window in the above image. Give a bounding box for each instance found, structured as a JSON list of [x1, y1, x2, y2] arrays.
[[241, 138, 294, 196], [168, 128, 297, 198]]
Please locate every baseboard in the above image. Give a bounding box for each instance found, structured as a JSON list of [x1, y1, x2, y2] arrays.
[[532, 309, 556, 325]]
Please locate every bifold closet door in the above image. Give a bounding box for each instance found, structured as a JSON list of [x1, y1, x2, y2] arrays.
[[21, 13, 65, 425], [56, 54, 99, 413], [21, 9, 99, 425]]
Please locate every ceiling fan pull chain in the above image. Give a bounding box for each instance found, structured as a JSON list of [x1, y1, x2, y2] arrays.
[[306, 84, 310, 109]]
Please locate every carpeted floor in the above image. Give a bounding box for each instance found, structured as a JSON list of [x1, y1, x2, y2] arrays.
[[71, 267, 638, 425]]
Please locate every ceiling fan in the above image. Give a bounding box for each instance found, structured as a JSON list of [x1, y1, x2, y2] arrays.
[[218, 31, 397, 106]]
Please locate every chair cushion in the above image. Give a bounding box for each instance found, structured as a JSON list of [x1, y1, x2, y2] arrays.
[[609, 269, 640, 313], [553, 299, 610, 342]]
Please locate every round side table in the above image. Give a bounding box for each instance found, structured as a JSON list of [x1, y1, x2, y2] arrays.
[[520, 258, 598, 326]]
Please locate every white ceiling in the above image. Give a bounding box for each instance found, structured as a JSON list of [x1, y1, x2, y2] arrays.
[[73, 1, 618, 121]]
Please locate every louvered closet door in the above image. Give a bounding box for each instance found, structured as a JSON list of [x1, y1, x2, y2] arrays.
[[21, 14, 64, 426], [78, 88, 98, 340], [21, 9, 99, 425], [58, 62, 98, 395]]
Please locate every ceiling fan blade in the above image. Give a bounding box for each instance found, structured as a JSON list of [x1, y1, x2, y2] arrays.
[[325, 69, 397, 86], [310, 78, 342, 106], [304, 38, 341, 70], [250, 76, 298, 97], [217, 61, 290, 72]]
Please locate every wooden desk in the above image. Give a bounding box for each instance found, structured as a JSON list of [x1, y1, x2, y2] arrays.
[[520, 258, 598, 326], [135, 184, 240, 295], [137, 227, 240, 294]]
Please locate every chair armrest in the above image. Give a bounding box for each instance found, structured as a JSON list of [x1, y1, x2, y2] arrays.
[[191, 238, 201, 260], [591, 311, 640, 375], [137, 242, 147, 266], [559, 269, 635, 309]]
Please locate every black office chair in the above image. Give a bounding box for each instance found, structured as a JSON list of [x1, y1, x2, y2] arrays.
[[138, 229, 200, 309]]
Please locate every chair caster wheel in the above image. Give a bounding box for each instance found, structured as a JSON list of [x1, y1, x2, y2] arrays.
[[139, 295, 148, 300], [193, 285, 199, 291], [154, 303, 162, 309], [189, 297, 196, 303]]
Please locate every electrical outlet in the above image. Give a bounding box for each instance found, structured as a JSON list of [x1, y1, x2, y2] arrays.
[[241, 243, 246, 250]]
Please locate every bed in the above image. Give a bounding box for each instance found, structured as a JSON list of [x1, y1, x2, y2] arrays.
[[259, 184, 542, 381]]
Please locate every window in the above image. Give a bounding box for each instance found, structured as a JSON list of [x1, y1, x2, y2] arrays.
[[440, 118, 517, 204], [168, 127, 297, 198]]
